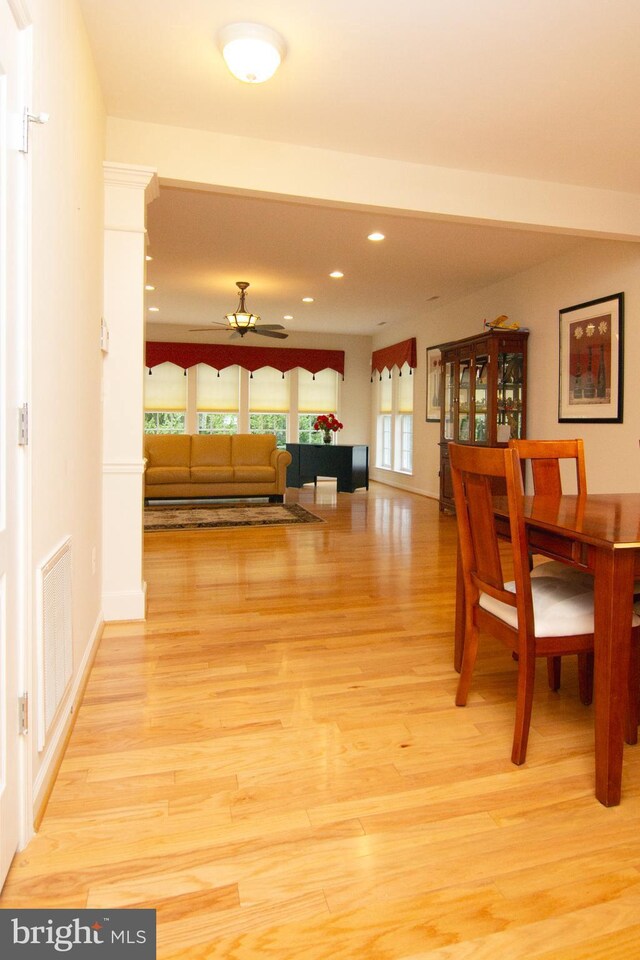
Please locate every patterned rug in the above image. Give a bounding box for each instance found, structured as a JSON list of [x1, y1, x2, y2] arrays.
[[144, 501, 324, 532]]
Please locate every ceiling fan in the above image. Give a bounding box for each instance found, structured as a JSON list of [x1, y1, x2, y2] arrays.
[[189, 281, 288, 339]]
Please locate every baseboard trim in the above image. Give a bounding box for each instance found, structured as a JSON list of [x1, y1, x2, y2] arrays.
[[102, 582, 147, 622], [32, 611, 105, 831]]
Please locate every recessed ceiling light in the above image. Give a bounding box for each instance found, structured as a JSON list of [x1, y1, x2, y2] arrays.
[[302, 297, 314, 303], [283, 315, 293, 320], [368, 232, 385, 241], [145, 284, 155, 291], [148, 306, 159, 312], [329, 271, 344, 278]]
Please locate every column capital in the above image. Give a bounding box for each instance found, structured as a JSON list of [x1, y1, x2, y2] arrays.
[[104, 161, 159, 201]]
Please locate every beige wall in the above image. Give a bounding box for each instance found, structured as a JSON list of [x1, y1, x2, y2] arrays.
[[373, 238, 640, 497], [30, 0, 106, 808]]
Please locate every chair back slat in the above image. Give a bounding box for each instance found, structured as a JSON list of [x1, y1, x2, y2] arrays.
[[509, 439, 587, 496]]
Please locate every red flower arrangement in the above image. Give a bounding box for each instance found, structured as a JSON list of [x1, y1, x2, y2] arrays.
[[313, 413, 343, 440]]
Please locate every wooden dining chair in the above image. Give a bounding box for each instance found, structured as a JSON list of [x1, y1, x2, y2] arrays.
[[509, 438, 587, 498], [449, 442, 640, 764], [509, 438, 590, 696]]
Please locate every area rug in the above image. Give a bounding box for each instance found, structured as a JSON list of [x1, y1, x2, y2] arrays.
[[144, 501, 324, 532]]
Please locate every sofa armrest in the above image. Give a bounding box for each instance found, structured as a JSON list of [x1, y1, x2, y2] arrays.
[[271, 448, 292, 493]]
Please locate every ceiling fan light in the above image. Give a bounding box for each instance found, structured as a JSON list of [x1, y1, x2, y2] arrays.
[[219, 23, 285, 84], [226, 311, 258, 330]]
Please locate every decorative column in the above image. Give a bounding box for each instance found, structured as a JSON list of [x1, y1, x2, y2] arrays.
[[102, 162, 158, 621]]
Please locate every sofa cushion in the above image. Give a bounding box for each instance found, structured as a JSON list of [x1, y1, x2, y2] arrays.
[[233, 465, 277, 483], [191, 434, 232, 466], [232, 433, 276, 465], [191, 465, 235, 483], [145, 433, 191, 467], [146, 465, 191, 485]]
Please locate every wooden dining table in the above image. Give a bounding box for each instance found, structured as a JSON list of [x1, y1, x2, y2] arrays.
[[453, 492, 640, 807]]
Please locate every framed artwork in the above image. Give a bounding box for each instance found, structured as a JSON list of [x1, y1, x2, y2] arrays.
[[426, 346, 442, 422], [558, 292, 624, 423]]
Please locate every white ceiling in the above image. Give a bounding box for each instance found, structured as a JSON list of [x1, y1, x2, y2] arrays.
[[78, 0, 640, 337]]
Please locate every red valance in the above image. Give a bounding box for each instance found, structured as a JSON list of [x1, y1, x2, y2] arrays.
[[145, 341, 345, 377], [371, 337, 417, 377]]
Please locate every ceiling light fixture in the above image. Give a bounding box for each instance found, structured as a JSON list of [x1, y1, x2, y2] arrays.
[[329, 271, 344, 278], [225, 281, 258, 331], [302, 297, 314, 303], [368, 232, 385, 241], [219, 22, 285, 84]]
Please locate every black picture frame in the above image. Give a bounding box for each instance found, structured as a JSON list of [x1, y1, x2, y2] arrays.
[[558, 292, 624, 423]]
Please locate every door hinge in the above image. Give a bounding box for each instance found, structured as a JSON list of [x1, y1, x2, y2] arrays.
[[18, 693, 28, 735], [18, 403, 28, 445], [20, 107, 49, 154]]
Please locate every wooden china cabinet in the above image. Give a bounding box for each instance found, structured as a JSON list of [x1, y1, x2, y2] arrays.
[[437, 328, 529, 511]]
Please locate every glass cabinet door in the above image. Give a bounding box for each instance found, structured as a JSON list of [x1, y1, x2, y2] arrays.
[[443, 360, 455, 440], [458, 357, 471, 440], [474, 354, 488, 442], [497, 350, 524, 441]]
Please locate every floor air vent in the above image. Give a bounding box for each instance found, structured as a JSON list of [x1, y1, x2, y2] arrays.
[[39, 538, 73, 749]]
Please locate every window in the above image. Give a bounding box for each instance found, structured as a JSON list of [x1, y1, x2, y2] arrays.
[[397, 364, 414, 473], [379, 414, 392, 468], [249, 367, 289, 447], [144, 362, 187, 433], [144, 411, 186, 434], [196, 364, 239, 434], [249, 413, 287, 447], [298, 368, 340, 444], [398, 414, 413, 471], [375, 363, 413, 472]]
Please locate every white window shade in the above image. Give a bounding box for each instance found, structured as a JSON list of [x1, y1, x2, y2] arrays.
[[144, 362, 186, 411], [398, 363, 414, 413], [196, 364, 240, 412], [298, 368, 338, 413], [249, 366, 289, 413], [379, 374, 392, 414]]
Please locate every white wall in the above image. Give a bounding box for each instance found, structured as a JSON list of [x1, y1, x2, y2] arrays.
[[373, 238, 640, 497], [30, 0, 105, 809]]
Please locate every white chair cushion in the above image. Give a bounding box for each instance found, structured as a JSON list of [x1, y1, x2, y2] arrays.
[[480, 573, 640, 638], [531, 560, 593, 587], [534, 559, 640, 601]]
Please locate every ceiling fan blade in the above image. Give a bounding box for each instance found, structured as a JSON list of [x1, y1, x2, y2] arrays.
[[253, 328, 288, 339], [188, 322, 227, 332], [255, 324, 285, 331]]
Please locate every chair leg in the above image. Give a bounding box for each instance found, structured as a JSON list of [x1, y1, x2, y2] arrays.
[[547, 656, 561, 691], [455, 619, 479, 707], [577, 652, 594, 706], [511, 645, 536, 765]]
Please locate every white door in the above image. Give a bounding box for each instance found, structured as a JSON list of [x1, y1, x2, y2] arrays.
[[0, 0, 29, 889]]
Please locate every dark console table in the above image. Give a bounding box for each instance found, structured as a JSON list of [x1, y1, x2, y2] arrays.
[[286, 443, 369, 493]]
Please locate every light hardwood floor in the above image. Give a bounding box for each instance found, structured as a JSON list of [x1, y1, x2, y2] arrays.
[[2, 480, 640, 958]]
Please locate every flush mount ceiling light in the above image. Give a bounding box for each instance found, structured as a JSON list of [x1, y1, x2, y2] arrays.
[[219, 22, 286, 83]]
